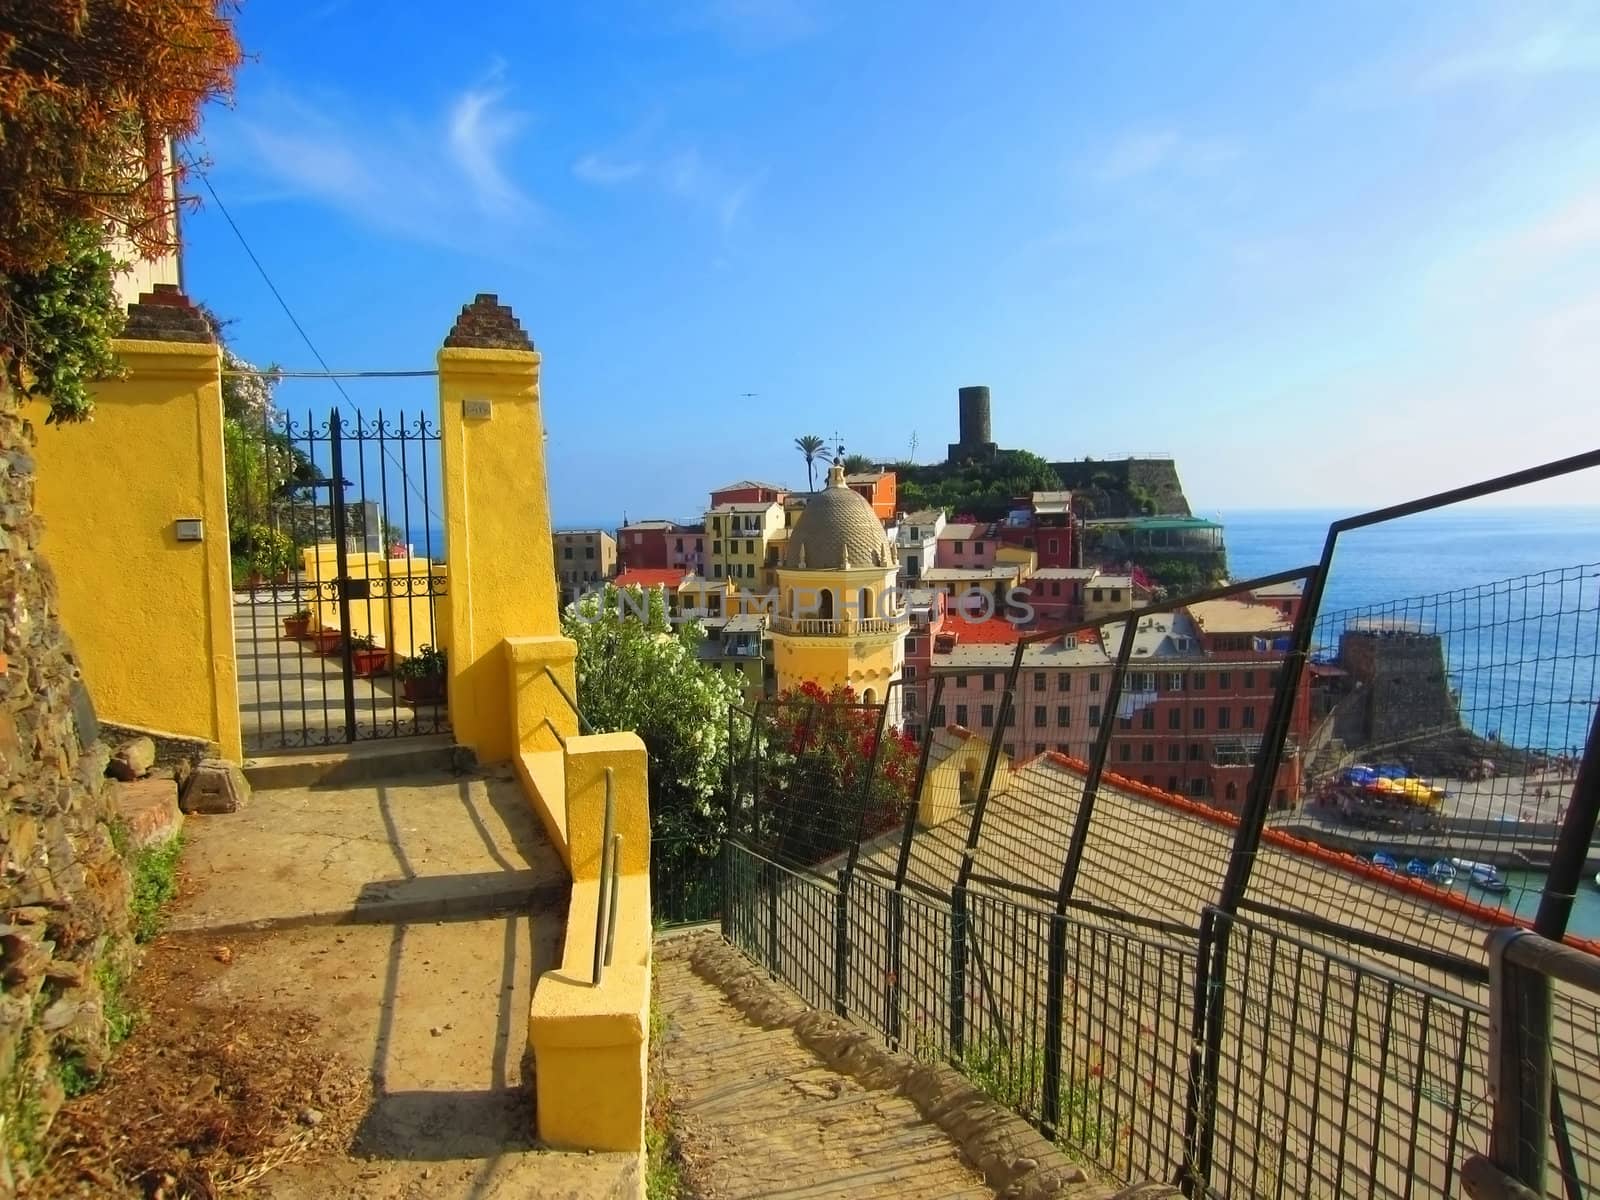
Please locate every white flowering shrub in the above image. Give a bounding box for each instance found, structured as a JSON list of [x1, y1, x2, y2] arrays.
[[564, 585, 744, 859]]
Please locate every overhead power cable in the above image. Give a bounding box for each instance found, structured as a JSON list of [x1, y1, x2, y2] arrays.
[[183, 155, 441, 528]]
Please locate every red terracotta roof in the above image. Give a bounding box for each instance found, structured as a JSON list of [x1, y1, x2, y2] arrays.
[[937, 612, 1025, 645], [614, 568, 689, 589]]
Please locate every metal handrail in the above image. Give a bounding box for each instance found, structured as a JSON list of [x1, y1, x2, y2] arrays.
[[544, 666, 592, 736], [1477, 927, 1600, 1199], [593, 767, 621, 985]]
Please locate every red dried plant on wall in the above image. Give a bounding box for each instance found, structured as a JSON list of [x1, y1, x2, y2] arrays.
[[0, 0, 243, 276]]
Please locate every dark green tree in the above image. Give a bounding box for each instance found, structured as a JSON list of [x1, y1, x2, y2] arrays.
[[794, 434, 826, 491]]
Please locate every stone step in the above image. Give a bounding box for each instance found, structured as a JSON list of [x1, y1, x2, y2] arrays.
[[241, 735, 463, 790], [111, 776, 182, 847]]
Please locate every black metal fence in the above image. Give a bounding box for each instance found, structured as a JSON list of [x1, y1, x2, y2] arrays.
[[706, 447, 1600, 1198], [651, 836, 722, 928], [232, 405, 448, 752]]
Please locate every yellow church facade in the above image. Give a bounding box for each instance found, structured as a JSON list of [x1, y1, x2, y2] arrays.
[[769, 463, 907, 724]]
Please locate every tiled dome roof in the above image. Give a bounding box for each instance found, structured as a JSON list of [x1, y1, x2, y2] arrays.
[[784, 463, 892, 570]]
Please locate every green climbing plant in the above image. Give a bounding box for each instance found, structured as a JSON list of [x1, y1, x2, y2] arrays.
[[0, 220, 126, 423]]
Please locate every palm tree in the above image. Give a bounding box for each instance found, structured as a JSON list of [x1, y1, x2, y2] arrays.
[[795, 434, 826, 491]]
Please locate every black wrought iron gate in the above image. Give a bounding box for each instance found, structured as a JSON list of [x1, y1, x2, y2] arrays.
[[231, 404, 449, 753]]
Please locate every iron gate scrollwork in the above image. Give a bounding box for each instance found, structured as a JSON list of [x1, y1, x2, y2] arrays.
[[232, 404, 449, 752]]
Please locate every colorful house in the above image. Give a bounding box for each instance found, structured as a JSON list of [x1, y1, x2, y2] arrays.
[[896, 508, 945, 585], [709, 478, 788, 507], [705, 499, 785, 588], [617, 519, 684, 570], [844, 468, 897, 519]]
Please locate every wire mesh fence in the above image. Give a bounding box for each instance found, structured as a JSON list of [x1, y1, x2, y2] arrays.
[[695, 448, 1600, 1198], [1199, 909, 1492, 1200], [1258, 561, 1600, 969]]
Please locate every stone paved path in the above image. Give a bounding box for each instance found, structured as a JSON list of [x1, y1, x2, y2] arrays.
[[656, 950, 997, 1200]]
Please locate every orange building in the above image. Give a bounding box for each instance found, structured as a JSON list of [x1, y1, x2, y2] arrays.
[[845, 469, 897, 520]]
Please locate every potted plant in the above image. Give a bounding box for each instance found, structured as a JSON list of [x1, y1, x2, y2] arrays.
[[312, 626, 345, 654], [347, 633, 390, 678], [232, 554, 259, 589], [396, 643, 447, 703], [282, 608, 312, 639], [245, 524, 296, 587]]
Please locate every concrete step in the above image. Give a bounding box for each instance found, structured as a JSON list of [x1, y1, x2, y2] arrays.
[[172, 767, 570, 934], [242, 735, 464, 790]]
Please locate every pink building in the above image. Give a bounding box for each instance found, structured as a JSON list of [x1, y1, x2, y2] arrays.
[[936, 522, 1001, 569], [667, 524, 706, 575], [928, 632, 1112, 761]]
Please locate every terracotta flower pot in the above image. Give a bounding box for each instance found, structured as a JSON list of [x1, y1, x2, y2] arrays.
[[282, 615, 311, 639], [312, 629, 344, 654], [401, 675, 445, 704], [351, 647, 390, 678]]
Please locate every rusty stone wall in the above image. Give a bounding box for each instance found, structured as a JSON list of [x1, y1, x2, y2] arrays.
[[0, 383, 131, 1191]]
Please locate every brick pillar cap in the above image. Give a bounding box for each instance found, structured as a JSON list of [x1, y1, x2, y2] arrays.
[[444, 293, 535, 351], [122, 284, 214, 344]]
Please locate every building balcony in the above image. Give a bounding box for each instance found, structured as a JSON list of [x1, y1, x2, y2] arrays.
[[770, 612, 909, 637]]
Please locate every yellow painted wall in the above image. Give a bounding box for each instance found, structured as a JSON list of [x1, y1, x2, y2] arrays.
[[30, 340, 241, 760], [772, 634, 899, 693], [438, 345, 559, 763], [706, 502, 782, 586], [916, 730, 1007, 827], [995, 545, 1037, 575], [299, 545, 447, 662]]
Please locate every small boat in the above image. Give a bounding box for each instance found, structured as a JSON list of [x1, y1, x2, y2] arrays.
[[1429, 861, 1457, 885], [1405, 858, 1430, 878], [1471, 866, 1510, 894], [1451, 858, 1492, 873], [1373, 852, 1398, 871], [1592, 872, 1600, 892]]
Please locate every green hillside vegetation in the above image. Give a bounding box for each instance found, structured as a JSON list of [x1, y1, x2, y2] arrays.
[[893, 450, 1062, 521]]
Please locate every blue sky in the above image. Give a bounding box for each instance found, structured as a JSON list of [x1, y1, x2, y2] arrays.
[[183, 1, 1600, 526]]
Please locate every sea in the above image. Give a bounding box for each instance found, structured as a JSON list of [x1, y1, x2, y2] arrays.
[[1221, 506, 1600, 938]]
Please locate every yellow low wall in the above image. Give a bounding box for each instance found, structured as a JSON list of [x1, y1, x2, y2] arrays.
[[507, 638, 651, 1159], [29, 341, 241, 760], [299, 545, 450, 663]]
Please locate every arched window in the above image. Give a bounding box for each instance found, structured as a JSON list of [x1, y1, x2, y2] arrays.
[[863, 687, 878, 706], [818, 588, 834, 621], [859, 587, 874, 619]]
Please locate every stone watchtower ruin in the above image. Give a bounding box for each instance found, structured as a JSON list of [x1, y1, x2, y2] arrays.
[[947, 385, 999, 464]]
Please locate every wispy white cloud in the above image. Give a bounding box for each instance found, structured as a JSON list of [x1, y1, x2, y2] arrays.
[[215, 72, 536, 249], [448, 85, 530, 214], [664, 148, 763, 230], [573, 142, 761, 231], [1503, 185, 1600, 258], [572, 153, 645, 184], [1087, 129, 1241, 184], [1326, 15, 1600, 107], [691, 0, 819, 50], [1419, 26, 1600, 89]]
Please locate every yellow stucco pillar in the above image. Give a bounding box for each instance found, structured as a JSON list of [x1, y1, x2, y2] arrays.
[[438, 294, 568, 763], [30, 286, 241, 760]]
